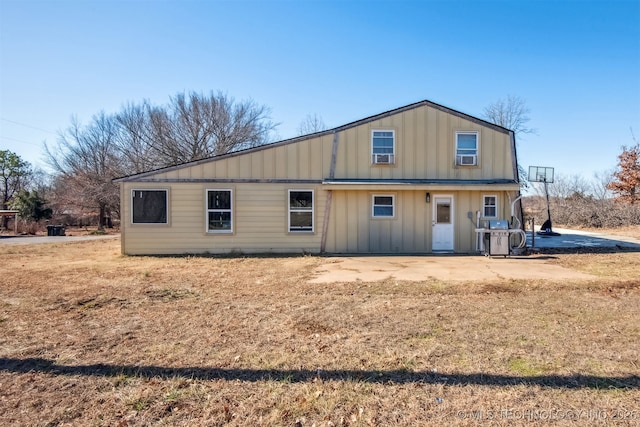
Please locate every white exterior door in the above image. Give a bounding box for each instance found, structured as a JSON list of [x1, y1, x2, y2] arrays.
[[432, 195, 454, 251]]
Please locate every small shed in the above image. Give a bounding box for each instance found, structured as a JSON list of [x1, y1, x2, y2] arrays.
[[0, 210, 20, 234]]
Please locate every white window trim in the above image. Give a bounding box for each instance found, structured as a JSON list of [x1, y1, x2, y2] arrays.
[[131, 189, 169, 225], [483, 194, 498, 218], [288, 189, 314, 233], [371, 129, 396, 164], [371, 194, 395, 218], [206, 189, 233, 234], [455, 131, 479, 166]]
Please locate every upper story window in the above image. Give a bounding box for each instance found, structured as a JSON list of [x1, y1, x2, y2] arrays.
[[483, 195, 498, 218], [132, 189, 168, 224], [289, 190, 314, 232], [456, 131, 478, 166], [372, 194, 395, 218], [371, 130, 395, 164], [207, 189, 233, 233]]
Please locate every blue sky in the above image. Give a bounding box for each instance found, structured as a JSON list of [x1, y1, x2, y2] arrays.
[[1, 0, 639, 182]]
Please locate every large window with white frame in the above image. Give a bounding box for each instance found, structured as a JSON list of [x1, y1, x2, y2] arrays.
[[132, 189, 168, 224], [483, 195, 498, 218], [371, 130, 395, 164], [288, 190, 314, 232], [207, 189, 233, 233], [372, 194, 395, 218], [455, 131, 479, 166]]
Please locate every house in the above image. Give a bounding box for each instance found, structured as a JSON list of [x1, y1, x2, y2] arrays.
[[114, 100, 521, 255]]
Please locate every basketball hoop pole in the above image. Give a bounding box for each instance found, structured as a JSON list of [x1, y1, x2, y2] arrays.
[[544, 178, 553, 233]]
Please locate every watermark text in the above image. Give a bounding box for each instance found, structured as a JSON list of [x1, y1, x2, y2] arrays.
[[456, 408, 638, 421]]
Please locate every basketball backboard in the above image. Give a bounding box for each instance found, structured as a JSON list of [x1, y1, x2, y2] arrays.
[[528, 166, 554, 183]]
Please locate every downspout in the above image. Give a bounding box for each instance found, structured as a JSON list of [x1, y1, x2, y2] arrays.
[[120, 183, 126, 255], [320, 131, 339, 253], [476, 210, 482, 252]]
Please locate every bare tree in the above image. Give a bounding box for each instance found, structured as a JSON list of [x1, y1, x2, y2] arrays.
[[297, 113, 327, 136], [591, 169, 614, 200], [144, 91, 278, 164], [115, 102, 160, 174], [48, 90, 278, 227], [145, 105, 181, 167], [46, 112, 123, 228], [483, 95, 536, 187], [483, 95, 536, 135], [114, 92, 279, 172], [542, 173, 591, 199]]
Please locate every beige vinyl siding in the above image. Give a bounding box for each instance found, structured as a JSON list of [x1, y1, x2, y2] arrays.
[[325, 190, 432, 253], [147, 134, 334, 182], [454, 191, 476, 252], [122, 182, 326, 255], [324, 189, 519, 254], [327, 104, 514, 181], [122, 187, 518, 255]]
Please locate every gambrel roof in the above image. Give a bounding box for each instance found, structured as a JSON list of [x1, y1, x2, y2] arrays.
[[114, 99, 515, 183]]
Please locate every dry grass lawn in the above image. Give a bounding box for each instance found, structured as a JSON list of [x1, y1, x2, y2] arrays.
[[1, 238, 639, 426]]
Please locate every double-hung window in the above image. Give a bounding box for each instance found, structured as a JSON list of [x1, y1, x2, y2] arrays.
[[372, 130, 395, 164], [483, 195, 498, 218], [456, 131, 478, 166], [207, 189, 233, 233], [372, 194, 395, 218], [289, 190, 314, 232], [132, 189, 168, 224]]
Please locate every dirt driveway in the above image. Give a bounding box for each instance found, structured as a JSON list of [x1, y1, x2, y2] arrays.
[[311, 255, 595, 283]]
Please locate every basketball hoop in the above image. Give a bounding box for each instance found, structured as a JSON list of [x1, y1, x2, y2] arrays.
[[528, 166, 560, 236]]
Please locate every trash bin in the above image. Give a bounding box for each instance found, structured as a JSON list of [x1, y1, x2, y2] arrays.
[[47, 225, 66, 236]]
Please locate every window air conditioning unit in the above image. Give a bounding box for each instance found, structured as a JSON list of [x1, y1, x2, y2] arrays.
[[373, 153, 394, 164], [457, 155, 477, 166]]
